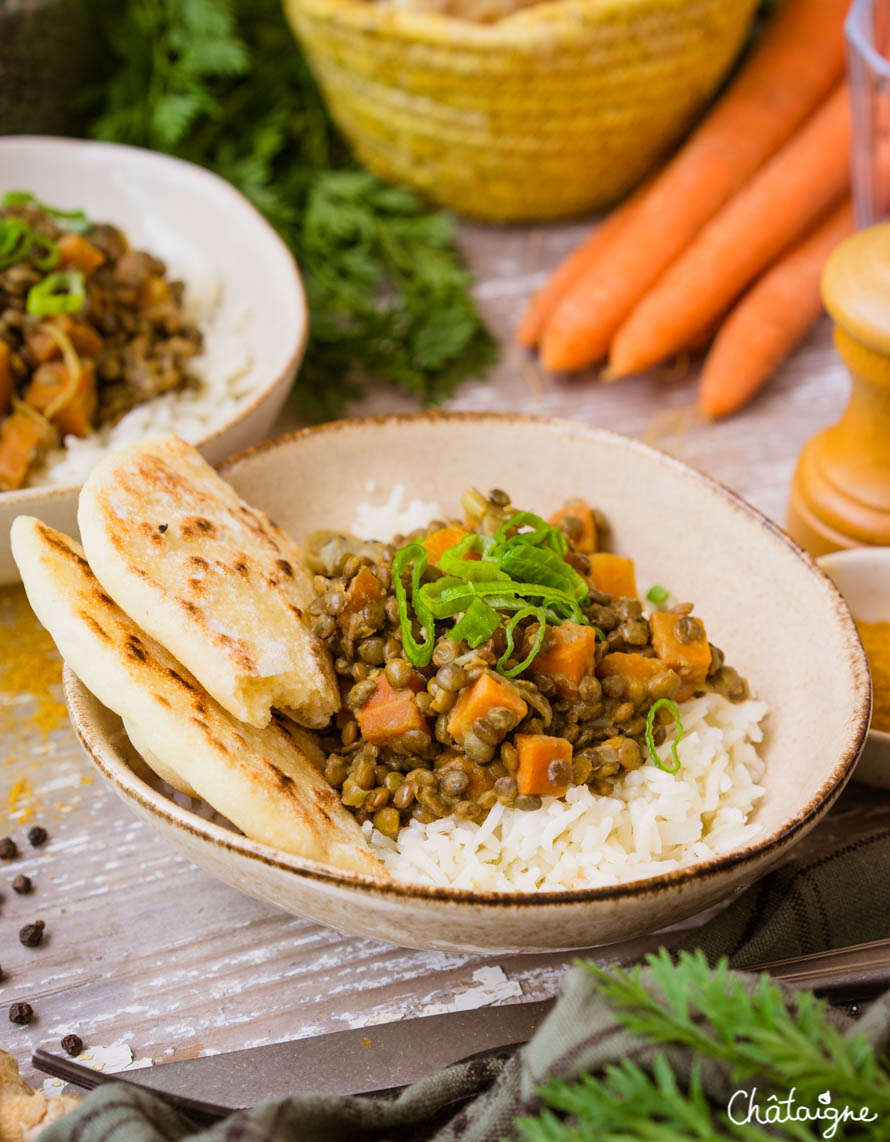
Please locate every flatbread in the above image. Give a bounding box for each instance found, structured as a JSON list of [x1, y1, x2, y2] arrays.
[[11, 516, 385, 879], [77, 435, 338, 729], [123, 716, 198, 798]]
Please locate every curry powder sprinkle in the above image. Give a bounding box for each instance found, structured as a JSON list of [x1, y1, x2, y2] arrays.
[[0, 585, 66, 737], [856, 619, 890, 734]]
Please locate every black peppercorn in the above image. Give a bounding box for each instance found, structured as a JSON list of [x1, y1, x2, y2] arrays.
[[27, 826, 48, 848], [61, 1034, 83, 1057], [158, 523, 168, 533], [9, 1002, 33, 1025], [19, 921, 45, 948], [12, 874, 32, 895], [0, 837, 18, 860]]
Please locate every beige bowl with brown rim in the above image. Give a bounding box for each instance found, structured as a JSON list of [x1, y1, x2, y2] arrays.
[[0, 136, 307, 585], [63, 414, 870, 953]]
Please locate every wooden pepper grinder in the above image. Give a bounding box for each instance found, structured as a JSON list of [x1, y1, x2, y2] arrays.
[[788, 222, 890, 555]]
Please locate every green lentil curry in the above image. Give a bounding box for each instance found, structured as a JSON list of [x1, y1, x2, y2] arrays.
[[307, 489, 748, 840]]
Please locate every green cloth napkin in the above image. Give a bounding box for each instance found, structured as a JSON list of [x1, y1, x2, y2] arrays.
[[39, 823, 890, 1142]]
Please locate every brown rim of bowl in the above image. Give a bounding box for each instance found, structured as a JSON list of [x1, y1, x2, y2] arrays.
[[67, 412, 872, 906], [0, 136, 308, 506]]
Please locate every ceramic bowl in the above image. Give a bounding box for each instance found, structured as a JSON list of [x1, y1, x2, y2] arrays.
[[0, 136, 307, 585], [818, 548, 890, 789], [64, 414, 870, 953]]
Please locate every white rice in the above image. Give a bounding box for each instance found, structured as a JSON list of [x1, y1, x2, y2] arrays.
[[363, 692, 767, 891], [26, 273, 256, 488], [351, 482, 442, 541]]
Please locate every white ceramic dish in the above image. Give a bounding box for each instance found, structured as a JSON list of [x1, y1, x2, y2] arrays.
[[818, 547, 890, 789], [64, 414, 870, 953], [0, 136, 307, 584]]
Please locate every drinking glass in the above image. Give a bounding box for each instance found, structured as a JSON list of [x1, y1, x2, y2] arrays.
[[847, 0, 890, 225]]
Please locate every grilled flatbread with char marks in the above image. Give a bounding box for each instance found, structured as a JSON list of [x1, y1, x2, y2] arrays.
[[77, 435, 338, 729], [11, 516, 385, 879]]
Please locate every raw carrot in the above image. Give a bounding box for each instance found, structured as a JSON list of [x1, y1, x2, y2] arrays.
[[514, 734, 572, 797], [609, 84, 851, 378], [517, 184, 649, 349], [698, 198, 853, 419], [538, 0, 848, 372]]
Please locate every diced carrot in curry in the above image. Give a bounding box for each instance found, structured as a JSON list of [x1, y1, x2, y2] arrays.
[[649, 611, 711, 697], [0, 411, 55, 491], [57, 233, 105, 275], [343, 565, 385, 616], [448, 671, 527, 746], [597, 651, 682, 700], [25, 316, 103, 363], [356, 672, 430, 746], [597, 652, 667, 686], [434, 752, 495, 800], [549, 499, 596, 553], [514, 734, 573, 797], [25, 360, 97, 439], [0, 342, 13, 416], [422, 525, 470, 568], [138, 274, 171, 310], [530, 621, 599, 699], [589, 552, 637, 599]]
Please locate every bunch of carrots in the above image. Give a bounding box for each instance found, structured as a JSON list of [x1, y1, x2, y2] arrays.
[[518, 0, 853, 420]]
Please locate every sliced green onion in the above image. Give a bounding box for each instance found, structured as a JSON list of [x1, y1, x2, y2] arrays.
[[29, 232, 59, 271], [449, 596, 501, 648], [500, 541, 588, 601], [497, 605, 547, 677], [26, 270, 86, 317], [494, 511, 551, 549], [393, 497, 600, 681], [420, 577, 585, 622], [2, 191, 91, 234], [0, 217, 33, 268], [645, 698, 684, 774], [392, 543, 435, 667], [438, 533, 506, 582], [647, 584, 670, 605]]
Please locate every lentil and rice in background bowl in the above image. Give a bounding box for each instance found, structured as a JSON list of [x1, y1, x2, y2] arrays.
[[0, 136, 307, 585]]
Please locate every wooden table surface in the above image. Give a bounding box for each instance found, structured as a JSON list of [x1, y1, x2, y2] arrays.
[[2, 219, 888, 1093]]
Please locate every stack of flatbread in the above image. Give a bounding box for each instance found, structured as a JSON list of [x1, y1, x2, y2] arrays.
[[11, 435, 385, 880]]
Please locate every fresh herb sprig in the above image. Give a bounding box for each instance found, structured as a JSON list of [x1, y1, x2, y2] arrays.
[[513, 949, 890, 1142], [80, 0, 496, 420]]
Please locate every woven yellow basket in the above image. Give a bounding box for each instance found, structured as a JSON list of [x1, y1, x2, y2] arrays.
[[283, 0, 758, 222]]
